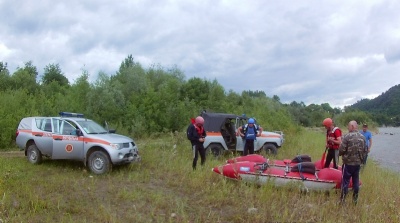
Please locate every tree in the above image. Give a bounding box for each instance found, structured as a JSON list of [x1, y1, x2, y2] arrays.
[[272, 95, 281, 103], [0, 62, 11, 91], [42, 63, 69, 86], [87, 72, 125, 124], [68, 69, 92, 113], [180, 77, 211, 108], [0, 61, 8, 73], [206, 79, 226, 112], [321, 103, 334, 114], [10, 61, 38, 93], [242, 90, 266, 98], [112, 55, 147, 99]]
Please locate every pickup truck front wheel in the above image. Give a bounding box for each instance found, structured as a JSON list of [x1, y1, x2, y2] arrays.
[[27, 144, 42, 164], [88, 151, 112, 175], [263, 144, 277, 156]]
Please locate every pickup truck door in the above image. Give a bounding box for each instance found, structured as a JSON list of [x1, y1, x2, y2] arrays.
[[33, 118, 54, 156], [52, 119, 84, 160], [235, 117, 245, 151]]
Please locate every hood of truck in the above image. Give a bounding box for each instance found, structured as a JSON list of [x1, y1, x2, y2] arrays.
[[86, 133, 134, 143], [261, 131, 284, 138]]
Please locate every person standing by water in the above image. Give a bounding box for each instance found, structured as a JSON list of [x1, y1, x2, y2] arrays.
[[322, 118, 342, 169], [237, 118, 262, 156], [339, 120, 367, 205], [360, 123, 372, 164], [187, 116, 207, 170]]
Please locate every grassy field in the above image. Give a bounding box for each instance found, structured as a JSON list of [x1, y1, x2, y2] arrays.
[[0, 129, 399, 223]]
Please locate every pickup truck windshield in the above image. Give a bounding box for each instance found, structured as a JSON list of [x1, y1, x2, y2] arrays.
[[77, 120, 108, 134]]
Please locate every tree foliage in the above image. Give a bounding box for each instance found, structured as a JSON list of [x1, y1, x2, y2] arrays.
[[42, 63, 69, 86], [4, 55, 389, 149], [0, 61, 11, 90], [10, 61, 38, 94]]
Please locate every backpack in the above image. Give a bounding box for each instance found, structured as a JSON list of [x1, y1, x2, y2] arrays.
[[186, 118, 196, 140]]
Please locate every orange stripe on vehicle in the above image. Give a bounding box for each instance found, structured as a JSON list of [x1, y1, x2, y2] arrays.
[[51, 135, 110, 145], [206, 132, 223, 136], [206, 132, 281, 138], [83, 138, 111, 145], [32, 131, 53, 137], [260, 134, 282, 138]]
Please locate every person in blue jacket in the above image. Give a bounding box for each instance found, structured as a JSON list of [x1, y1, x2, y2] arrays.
[[237, 118, 262, 156], [360, 123, 372, 164]]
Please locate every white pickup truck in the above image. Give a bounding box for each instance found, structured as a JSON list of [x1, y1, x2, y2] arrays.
[[15, 112, 141, 174], [201, 112, 284, 156]]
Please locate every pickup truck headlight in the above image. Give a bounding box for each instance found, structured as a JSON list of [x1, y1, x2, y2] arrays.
[[110, 143, 121, 150]]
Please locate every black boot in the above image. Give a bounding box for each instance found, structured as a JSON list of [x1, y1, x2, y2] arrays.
[[353, 193, 358, 205], [192, 160, 197, 170], [339, 192, 347, 205]]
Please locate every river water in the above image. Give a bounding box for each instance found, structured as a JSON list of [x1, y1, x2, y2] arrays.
[[369, 127, 400, 173]]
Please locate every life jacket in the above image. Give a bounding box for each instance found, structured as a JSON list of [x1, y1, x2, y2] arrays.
[[187, 118, 204, 140], [327, 127, 341, 149], [243, 124, 259, 140], [194, 124, 204, 136]]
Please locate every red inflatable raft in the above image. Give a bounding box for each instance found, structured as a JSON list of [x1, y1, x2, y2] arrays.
[[216, 154, 359, 191]]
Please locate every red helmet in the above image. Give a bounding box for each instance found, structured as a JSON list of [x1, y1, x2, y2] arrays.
[[322, 118, 333, 127], [195, 116, 204, 125]]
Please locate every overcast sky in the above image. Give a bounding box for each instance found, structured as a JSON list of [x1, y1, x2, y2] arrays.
[[1, 0, 400, 108]]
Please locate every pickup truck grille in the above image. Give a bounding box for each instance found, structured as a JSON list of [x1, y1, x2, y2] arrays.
[[123, 143, 130, 148]]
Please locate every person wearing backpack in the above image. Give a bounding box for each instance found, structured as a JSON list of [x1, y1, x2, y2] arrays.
[[187, 116, 207, 170], [322, 118, 342, 169], [339, 120, 367, 205], [237, 118, 262, 156]]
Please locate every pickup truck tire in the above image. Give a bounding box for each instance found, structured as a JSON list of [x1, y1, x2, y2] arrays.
[[207, 144, 224, 158], [88, 151, 111, 175], [27, 144, 43, 164], [263, 143, 277, 155]]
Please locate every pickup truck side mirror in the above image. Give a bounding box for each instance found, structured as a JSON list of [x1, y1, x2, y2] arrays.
[[108, 129, 116, 133]]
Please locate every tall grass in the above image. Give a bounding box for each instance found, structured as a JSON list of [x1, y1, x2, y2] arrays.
[[0, 129, 399, 222]]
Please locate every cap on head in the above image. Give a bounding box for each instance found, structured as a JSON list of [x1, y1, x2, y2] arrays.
[[363, 123, 368, 127], [322, 118, 333, 127], [195, 116, 204, 125], [248, 118, 255, 124]]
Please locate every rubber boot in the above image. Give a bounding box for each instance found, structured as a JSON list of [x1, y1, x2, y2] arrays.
[[192, 161, 197, 170], [339, 192, 347, 205], [353, 192, 358, 205]]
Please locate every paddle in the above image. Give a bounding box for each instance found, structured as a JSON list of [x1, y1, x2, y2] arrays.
[[320, 147, 328, 168]]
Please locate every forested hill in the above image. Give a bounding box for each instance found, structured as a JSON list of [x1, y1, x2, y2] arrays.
[[349, 84, 400, 125]]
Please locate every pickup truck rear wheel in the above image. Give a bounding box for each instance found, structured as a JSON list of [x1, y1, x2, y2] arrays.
[[88, 151, 112, 175], [27, 144, 42, 164], [207, 144, 224, 158], [263, 144, 277, 156]]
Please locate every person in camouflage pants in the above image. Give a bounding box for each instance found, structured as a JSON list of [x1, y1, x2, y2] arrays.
[[339, 120, 367, 205]]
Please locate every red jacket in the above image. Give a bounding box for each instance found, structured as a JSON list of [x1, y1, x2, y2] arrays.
[[327, 127, 342, 150]]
